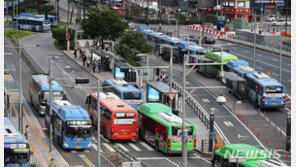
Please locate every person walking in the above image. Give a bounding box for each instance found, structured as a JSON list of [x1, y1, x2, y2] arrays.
[[48, 158, 56, 167], [156, 67, 160, 77], [99, 60, 102, 72], [24, 125, 29, 140], [79, 48, 83, 58], [74, 49, 77, 58], [96, 60, 100, 73], [82, 54, 87, 66], [92, 61, 96, 73], [104, 60, 109, 71]]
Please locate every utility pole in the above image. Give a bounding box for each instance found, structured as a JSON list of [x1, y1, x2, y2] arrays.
[[285, 0, 288, 35], [253, 12, 256, 70], [146, 0, 149, 26], [18, 43, 22, 133], [169, 47, 173, 109], [49, 56, 53, 152], [279, 23, 283, 83], [208, 108, 215, 152], [16, 0, 18, 34], [97, 80, 101, 167], [286, 111, 291, 151], [201, 8, 205, 47]]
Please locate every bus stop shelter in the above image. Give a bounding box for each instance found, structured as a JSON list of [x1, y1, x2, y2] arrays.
[[224, 72, 247, 100], [91, 50, 115, 71], [146, 82, 179, 112]]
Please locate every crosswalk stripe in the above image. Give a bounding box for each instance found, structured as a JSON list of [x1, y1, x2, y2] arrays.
[[79, 155, 95, 167], [128, 143, 142, 151], [91, 143, 103, 152], [102, 143, 116, 152], [139, 142, 154, 151], [116, 144, 129, 152]]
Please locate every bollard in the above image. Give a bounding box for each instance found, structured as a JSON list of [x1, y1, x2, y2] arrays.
[[275, 125, 277, 132], [252, 123, 254, 132], [243, 117, 245, 124], [266, 136, 268, 145], [280, 129, 282, 137], [247, 120, 249, 127], [286, 151, 288, 160], [276, 144, 278, 153], [258, 129, 260, 138]]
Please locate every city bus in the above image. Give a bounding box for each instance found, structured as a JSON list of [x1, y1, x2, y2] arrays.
[[29, 74, 66, 115], [137, 103, 197, 154], [17, 13, 58, 24], [4, 117, 32, 167], [203, 50, 239, 78], [103, 79, 144, 109], [45, 100, 92, 149], [245, 72, 286, 109], [213, 144, 287, 167], [98, 99, 138, 140], [160, 36, 183, 47], [226, 60, 256, 78], [13, 16, 51, 32]]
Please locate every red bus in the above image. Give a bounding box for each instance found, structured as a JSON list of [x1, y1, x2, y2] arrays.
[[86, 94, 138, 140], [109, 6, 124, 15]]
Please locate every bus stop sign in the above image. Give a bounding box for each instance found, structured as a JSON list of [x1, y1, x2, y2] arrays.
[[167, 92, 177, 102]]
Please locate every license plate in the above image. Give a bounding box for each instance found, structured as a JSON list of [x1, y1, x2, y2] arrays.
[[272, 102, 277, 105], [122, 132, 127, 135], [76, 146, 81, 149]]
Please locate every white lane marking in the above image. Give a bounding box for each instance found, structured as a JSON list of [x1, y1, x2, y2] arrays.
[[231, 51, 291, 73], [128, 143, 142, 151], [223, 121, 233, 127], [257, 54, 263, 57], [71, 150, 77, 153], [288, 63, 291, 66], [116, 143, 129, 152], [243, 50, 249, 53], [202, 98, 210, 103], [65, 65, 71, 68], [102, 143, 115, 152], [272, 73, 279, 76], [131, 139, 137, 143], [271, 58, 279, 62], [193, 154, 211, 164], [5, 53, 13, 55], [139, 142, 154, 151], [165, 158, 181, 167], [257, 67, 263, 70]]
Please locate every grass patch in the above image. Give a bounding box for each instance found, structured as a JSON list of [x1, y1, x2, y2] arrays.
[[5, 21, 13, 28], [58, 21, 75, 26], [4, 29, 34, 39]]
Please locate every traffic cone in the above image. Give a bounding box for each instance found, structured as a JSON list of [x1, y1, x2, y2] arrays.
[[286, 151, 288, 160], [280, 129, 283, 137], [252, 123, 254, 132], [234, 109, 236, 115], [204, 151, 206, 158], [243, 117, 245, 124], [275, 125, 277, 132], [266, 136, 268, 145], [264, 111, 266, 119], [247, 121, 249, 127], [258, 129, 260, 138], [258, 108, 260, 115]]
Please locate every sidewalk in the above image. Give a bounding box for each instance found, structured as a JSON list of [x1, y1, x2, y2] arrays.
[[4, 74, 69, 167]]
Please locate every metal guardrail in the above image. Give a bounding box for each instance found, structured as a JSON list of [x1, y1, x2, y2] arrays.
[[220, 36, 291, 57], [172, 81, 210, 128]]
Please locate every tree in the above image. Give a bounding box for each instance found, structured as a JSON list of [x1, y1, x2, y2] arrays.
[[42, 4, 54, 20], [115, 29, 154, 66], [81, 8, 128, 49]]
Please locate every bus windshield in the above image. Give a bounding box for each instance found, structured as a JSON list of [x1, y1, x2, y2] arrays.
[[172, 126, 194, 136], [266, 86, 283, 93], [123, 92, 141, 100], [65, 121, 92, 139], [4, 144, 30, 164], [43, 91, 63, 100]]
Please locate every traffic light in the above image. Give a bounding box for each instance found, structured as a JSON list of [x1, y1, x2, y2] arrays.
[[75, 78, 89, 84], [270, 0, 274, 3]]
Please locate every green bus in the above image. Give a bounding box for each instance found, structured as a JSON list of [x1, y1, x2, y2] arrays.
[[197, 51, 238, 78], [137, 103, 197, 154], [213, 144, 287, 167]]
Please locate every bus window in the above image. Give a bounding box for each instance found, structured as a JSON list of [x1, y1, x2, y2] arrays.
[[123, 92, 141, 100]]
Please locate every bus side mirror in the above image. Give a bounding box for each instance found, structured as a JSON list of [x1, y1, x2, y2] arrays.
[[31, 150, 34, 155], [85, 96, 90, 104]]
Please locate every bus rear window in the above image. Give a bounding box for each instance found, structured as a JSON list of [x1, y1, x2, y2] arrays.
[[266, 86, 283, 93], [115, 112, 136, 118], [172, 126, 193, 136], [123, 92, 141, 100]]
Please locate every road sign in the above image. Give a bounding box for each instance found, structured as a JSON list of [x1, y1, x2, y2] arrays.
[[167, 92, 177, 102]]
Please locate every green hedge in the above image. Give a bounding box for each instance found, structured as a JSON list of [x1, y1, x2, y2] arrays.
[[4, 29, 34, 39]]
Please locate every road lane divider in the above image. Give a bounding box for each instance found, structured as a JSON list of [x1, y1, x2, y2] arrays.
[[79, 155, 96, 167]]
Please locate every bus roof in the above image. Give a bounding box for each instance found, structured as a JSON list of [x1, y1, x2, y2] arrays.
[[90, 92, 119, 100], [14, 16, 46, 22], [245, 72, 284, 87], [215, 144, 271, 161], [100, 99, 137, 112], [161, 36, 182, 44], [148, 82, 178, 93], [138, 27, 150, 32], [240, 159, 289, 167], [177, 41, 197, 48], [104, 79, 128, 86], [138, 103, 193, 127], [227, 60, 249, 67], [31, 74, 63, 91], [115, 85, 142, 93], [205, 51, 238, 63], [4, 117, 28, 143], [51, 100, 89, 121]]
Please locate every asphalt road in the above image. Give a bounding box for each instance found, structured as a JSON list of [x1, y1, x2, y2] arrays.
[[10, 32, 214, 167]]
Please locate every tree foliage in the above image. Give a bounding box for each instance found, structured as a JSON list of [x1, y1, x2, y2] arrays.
[[115, 29, 154, 66], [81, 8, 128, 48]]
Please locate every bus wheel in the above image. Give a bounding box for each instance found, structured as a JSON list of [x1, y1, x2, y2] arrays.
[[139, 130, 143, 139], [155, 141, 159, 151]]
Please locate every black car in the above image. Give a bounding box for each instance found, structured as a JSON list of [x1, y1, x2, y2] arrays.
[[203, 37, 216, 44], [189, 35, 199, 44]]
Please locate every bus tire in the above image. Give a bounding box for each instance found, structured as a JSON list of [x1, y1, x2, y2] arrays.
[[139, 130, 143, 139], [155, 141, 159, 151]]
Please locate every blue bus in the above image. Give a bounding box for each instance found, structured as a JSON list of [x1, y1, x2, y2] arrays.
[[137, 26, 151, 34], [17, 13, 58, 24], [226, 60, 256, 78], [29, 74, 66, 115], [103, 79, 144, 109], [178, 42, 207, 63], [160, 35, 183, 47], [45, 100, 93, 149], [13, 16, 51, 32], [4, 117, 32, 167], [245, 72, 286, 109]]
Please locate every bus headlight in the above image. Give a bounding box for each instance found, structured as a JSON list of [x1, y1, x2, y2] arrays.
[[63, 141, 69, 147]]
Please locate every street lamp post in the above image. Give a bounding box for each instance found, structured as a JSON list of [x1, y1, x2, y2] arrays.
[[169, 47, 173, 108], [97, 80, 101, 167], [208, 108, 215, 152], [253, 12, 257, 70], [49, 56, 53, 152], [18, 43, 22, 133], [279, 24, 283, 83], [286, 111, 291, 151]]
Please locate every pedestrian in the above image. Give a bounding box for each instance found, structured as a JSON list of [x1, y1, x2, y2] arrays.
[[79, 48, 83, 58], [96, 60, 100, 72], [99, 60, 102, 72], [156, 67, 160, 77], [82, 54, 87, 66], [104, 60, 109, 71], [159, 23, 161, 31], [24, 125, 29, 140], [92, 61, 96, 73], [74, 49, 77, 58], [48, 158, 56, 167]]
